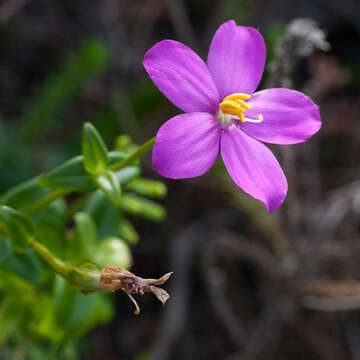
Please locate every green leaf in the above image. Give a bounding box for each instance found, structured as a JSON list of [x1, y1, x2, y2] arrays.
[[53, 276, 113, 340], [38, 151, 138, 192], [109, 152, 128, 164], [82, 122, 108, 175], [92, 237, 132, 269], [120, 194, 166, 221], [0, 206, 34, 251], [2, 250, 44, 283], [0, 294, 25, 344], [65, 292, 113, 339], [72, 212, 97, 262], [0, 237, 12, 264], [94, 170, 121, 207], [38, 156, 94, 191], [34, 199, 67, 258], [126, 177, 167, 198], [115, 134, 133, 152], [32, 295, 66, 343], [118, 218, 139, 244], [116, 165, 140, 184], [84, 191, 119, 239], [53, 275, 77, 329], [0, 177, 51, 212]]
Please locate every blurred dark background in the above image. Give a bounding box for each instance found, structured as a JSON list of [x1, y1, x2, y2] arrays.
[[1, 0, 360, 359]]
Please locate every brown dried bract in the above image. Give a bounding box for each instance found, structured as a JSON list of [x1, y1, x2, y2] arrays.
[[100, 266, 173, 315]]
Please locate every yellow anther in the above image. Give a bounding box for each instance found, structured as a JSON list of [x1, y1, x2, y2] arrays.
[[239, 112, 246, 123], [223, 93, 251, 101], [218, 92, 257, 125], [236, 99, 252, 110], [219, 100, 244, 120], [219, 98, 251, 122]]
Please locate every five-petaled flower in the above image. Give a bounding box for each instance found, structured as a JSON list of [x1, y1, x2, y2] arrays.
[[143, 20, 321, 212]]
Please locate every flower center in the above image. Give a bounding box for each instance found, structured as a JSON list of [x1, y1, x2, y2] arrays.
[[217, 93, 263, 126]]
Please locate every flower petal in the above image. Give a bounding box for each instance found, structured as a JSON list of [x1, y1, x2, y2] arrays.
[[241, 88, 321, 144], [143, 40, 220, 113], [207, 20, 266, 99], [152, 112, 221, 179], [221, 125, 287, 212]]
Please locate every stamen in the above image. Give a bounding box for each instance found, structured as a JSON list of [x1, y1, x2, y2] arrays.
[[236, 100, 252, 110], [244, 114, 263, 123], [218, 92, 261, 125], [219, 100, 245, 121], [223, 93, 251, 101], [126, 293, 140, 315]]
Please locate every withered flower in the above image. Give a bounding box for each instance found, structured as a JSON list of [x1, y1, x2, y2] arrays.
[[100, 265, 173, 315]]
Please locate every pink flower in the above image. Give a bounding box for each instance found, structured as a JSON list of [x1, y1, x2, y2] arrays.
[[143, 20, 321, 212]]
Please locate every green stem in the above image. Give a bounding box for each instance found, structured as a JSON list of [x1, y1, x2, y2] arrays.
[[30, 239, 99, 290], [30, 239, 70, 278], [110, 137, 156, 171], [25, 189, 69, 216]]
